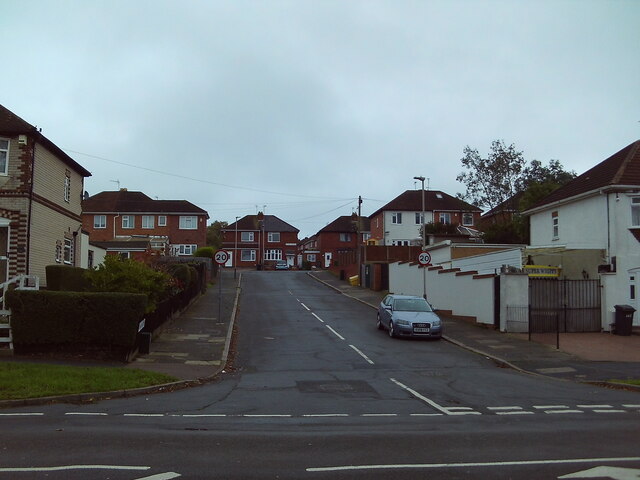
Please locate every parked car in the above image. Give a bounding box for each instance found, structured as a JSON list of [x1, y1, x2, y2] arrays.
[[377, 294, 442, 339], [275, 260, 289, 270]]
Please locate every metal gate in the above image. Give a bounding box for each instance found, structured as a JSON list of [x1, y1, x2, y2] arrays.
[[529, 279, 601, 333]]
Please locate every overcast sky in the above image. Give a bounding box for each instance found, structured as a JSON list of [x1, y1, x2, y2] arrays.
[[2, 0, 638, 238]]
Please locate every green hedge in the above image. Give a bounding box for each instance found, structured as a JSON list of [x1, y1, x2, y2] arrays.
[[6, 290, 147, 350], [45, 265, 90, 291]]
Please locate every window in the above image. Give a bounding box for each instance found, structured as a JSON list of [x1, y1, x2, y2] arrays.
[[392, 240, 410, 246], [439, 213, 451, 224], [340, 233, 351, 242], [241, 249, 256, 262], [55, 240, 62, 263], [268, 232, 281, 242], [179, 216, 197, 229], [392, 213, 402, 224], [63, 238, 73, 265], [0, 138, 8, 175], [142, 215, 155, 229], [158, 215, 167, 227], [176, 244, 197, 255], [552, 211, 559, 239], [88, 250, 94, 269], [630, 275, 636, 300], [415, 213, 424, 225], [94, 215, 106, 229], [631, 198, 640, 227], [264, 249, 282, 261], [307, 254, 316, 262], [462, 213, 474, 226], [119, 252, 130, 260], [64, 172, 71, 203], [362, 233, 371, 242], [241, 232, 255, 242], [122, 215, 135, 229]]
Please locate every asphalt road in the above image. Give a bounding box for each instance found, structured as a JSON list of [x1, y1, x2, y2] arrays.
[[1, 271, 639, 479]]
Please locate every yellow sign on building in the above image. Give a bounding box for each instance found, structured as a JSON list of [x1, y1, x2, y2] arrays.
[[523, 265, 561, 278]]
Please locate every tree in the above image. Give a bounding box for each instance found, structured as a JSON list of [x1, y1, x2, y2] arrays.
[[457, 140, 525, 213], [206, 220, 228, 250]]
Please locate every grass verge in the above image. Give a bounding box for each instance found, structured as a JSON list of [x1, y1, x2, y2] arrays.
[[0, 362, 177, 400], [609, 379, 640, 386]]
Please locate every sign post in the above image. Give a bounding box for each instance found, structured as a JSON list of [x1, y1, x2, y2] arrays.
[[417, 252, 431, 299], [214, 250, 230, 323]]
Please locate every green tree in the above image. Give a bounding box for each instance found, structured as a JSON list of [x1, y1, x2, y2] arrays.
[[206, 220, 228, 249]]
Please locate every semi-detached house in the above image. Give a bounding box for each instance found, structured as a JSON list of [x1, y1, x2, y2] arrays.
[[0, 104, 92, 287], [82, 189, 209, 260]]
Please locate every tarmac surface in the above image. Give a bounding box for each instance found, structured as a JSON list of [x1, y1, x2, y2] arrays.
[[2, 268, 639, 407]]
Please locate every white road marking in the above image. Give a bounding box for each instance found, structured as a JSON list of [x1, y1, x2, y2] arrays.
[[179, 414, 227, 417], [124, 414, 165, 417], [577, 404, 613, 409], [302, 414, 349, 417], [545, 410, 584, 414], [534, 405, 570, 409], [487, 406, 523, 411], [241, 414, 292, 418], [325, 325, 345, 340], [306, 456, 640, 473], [0, 465, 150, 472], [65, 412, 108, 416], [0, 413, 44, 416], [349, 344, 375, 364], [136, 473, 181, 480], [361, 413, 397, 417], [593, 410, 627, 414], [623, 404, 640, 408], [311, 312, 324, 323], [300, 303, 310, 311], [390, 378, 461, 415], [410, 413, 444, 417]]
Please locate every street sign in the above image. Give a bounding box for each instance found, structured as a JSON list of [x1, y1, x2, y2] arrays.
[[214, 250, 230, 265], [418, 252, 431, 265]]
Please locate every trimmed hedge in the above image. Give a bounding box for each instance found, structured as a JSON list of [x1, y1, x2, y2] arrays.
[[45, 265, 90, 292], [6, 290, 147, 350]]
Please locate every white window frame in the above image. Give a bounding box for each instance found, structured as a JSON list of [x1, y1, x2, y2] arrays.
[[94, 215, 106, 229], [241, 249, 256, 262], [339, 233, 351, 242], [631, 197, 640, 227], [462, 212, 474, 226], [439, 213, 451, 224], [307, 254, 316, 262], [63, 238, 73, 265], [64, 173, 71, 203], [241, 232, 254, 242], [122, 215, 135, 229], [392, 212, 402, 224], [552, 211, 559, 239], [55, 241, 62, 263], [158, 215, 167, 227], [267, 232, 280, 242], [0, 138, 9, 175], [179, 216, 198, 230], [176, 244, 198, 255], [415, 213, 425, 225], [264, 249, 282, 261], [142, 215, 155, 229]]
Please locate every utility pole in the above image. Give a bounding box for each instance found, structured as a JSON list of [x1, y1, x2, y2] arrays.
[[356, 196, 362, 286], [414, 176, 427, 299]]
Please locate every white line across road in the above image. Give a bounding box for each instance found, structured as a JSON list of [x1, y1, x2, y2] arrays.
[[0, 465, 151, 472], [349, 344, 375, 364], [306, 456, 640, 473]]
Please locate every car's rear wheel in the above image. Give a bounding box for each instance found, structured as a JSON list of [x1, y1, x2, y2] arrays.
[[376, 313, 384, 330], [388, 321, 395, 338]]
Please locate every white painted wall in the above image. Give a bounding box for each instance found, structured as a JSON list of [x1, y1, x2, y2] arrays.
[[500, 273, 529, 332], [452, 248, 523, 275], [383, 210, 434, 245]]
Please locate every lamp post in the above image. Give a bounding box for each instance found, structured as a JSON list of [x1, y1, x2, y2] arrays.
[[234, 216, 239, 279], [414, 176, 427, 299]]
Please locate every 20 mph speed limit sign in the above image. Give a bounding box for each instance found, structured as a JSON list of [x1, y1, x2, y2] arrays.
[[418, 252, 431, 265], [214, 250, 230, 265]]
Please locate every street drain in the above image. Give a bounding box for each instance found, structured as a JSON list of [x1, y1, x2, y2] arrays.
[[296, 380, 378, 396]]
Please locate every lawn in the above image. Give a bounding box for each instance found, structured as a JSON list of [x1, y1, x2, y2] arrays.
[[0, 362, 177, 400]]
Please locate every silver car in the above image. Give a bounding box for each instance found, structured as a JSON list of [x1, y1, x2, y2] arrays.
[[377, 294, 442, 339]]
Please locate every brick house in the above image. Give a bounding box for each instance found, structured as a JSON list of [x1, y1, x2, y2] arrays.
[[298, 236, 321, 269], [222, 214, 299, 269], [369, 190, 482, 246], [316, 215, 370, 273], [0, 104, 91, 286], [82, 189, 209, 260]]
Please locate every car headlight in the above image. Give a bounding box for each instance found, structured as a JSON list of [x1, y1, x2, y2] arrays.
[[432, 319, 441, 326], [396, 319, 410, 326]]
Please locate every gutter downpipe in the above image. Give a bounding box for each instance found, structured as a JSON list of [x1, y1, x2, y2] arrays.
[[25, 134, 37, 276]]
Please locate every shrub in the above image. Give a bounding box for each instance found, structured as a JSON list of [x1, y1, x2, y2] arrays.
[[84, 255, 171, 313], [7, 290, 146, 350], [166, 263, 191, 291], [45, 265, 90, 291], [193, 246, 215, 259]]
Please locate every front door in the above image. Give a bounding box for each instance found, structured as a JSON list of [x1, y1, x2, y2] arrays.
[[629, 268, 640, 325], [324, 252, 332, 269]]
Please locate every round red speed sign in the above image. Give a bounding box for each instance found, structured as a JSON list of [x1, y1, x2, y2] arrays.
[[418, 252, 431, 265], [214, 250, 230, 265]]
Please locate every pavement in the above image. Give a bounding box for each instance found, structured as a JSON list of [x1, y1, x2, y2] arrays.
[[2, 269, 639, 407]]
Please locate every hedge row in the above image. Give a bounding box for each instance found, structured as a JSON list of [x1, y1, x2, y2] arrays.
[[6, 290, 147, 350]]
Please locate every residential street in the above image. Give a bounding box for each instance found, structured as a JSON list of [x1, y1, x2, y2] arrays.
[[1, 271, 639, 479]]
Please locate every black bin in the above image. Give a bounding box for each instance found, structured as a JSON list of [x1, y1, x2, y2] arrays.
[[139, 332, 152, 354], [613, 305, 635, 336]]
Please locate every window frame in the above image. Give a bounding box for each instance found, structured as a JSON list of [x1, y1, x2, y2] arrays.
[[339, 233, 352, 242], [122, 215, 135, 229], [64, 172, 71, 203], [462, 212, 474, 226], [0, 138, 9, 175], [241, 232, 255, 242], [264, 249, 282, 261], [63, 237, 73, 265], [241, 249, 256, 262], [391, 212, 402, 224], [158, 215, 167, 227], [176, 244, 198, 255], [142, 215, 155, 229], [552, 211, 559, 239], [439, 212, 451, 224], [179, 216, 198, 230], [93, 215, 107, 229], [631, 197, 640, 227], [267, 232, 281, 242]]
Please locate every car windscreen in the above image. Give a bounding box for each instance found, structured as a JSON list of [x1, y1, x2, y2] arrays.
[[393, 298, 432, 312]]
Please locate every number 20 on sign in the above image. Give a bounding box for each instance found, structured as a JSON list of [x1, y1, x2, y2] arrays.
[[418, 252, 431, 265]]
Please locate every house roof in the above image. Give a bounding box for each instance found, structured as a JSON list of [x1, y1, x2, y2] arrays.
[[319, 215, 371, 234], [527, 140, 640, 211], [225, 214, 299, 233], [0, 104, 92, 177], [369, 190, 481, 218], [82, 190, 209, 216]]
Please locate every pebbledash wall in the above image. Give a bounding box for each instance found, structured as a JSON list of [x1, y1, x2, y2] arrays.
[[388, 261, 528, 332]]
